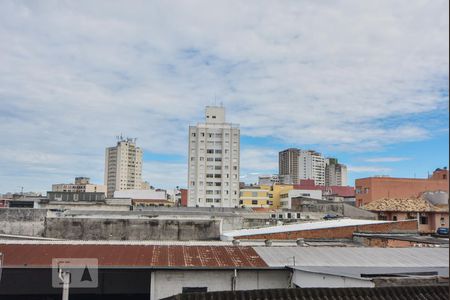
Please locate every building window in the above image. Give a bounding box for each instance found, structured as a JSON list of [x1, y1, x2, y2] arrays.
[[252, 200, 258, 205], [207, 149, 214, 154], [392, 215, 397, 221], [251, 192, 258, 197], [239, 200, 243, 205], [441, 217, 446, 225], [192, 133, 196, 137], [420, 216, 428, 225]]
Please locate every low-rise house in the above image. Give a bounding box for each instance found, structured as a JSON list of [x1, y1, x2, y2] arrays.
[[239, 186, 272, 208], [114, 189, 172, 207], [362, 196, 449, 233]]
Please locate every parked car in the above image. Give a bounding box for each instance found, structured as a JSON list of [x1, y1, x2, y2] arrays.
[[436, 227, 449, 235], [323, 214, 338, 220]]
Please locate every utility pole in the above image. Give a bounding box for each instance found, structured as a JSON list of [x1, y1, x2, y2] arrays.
[[58, 268, 71, 300]]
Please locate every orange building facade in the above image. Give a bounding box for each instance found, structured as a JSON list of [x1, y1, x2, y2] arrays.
[[355, 169, 449, 207]]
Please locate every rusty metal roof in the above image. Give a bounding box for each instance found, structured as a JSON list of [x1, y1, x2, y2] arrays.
[[0, 244, 267, 269]]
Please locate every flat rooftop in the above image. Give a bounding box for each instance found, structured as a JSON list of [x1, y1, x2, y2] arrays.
[[221, 218, 397, 240]]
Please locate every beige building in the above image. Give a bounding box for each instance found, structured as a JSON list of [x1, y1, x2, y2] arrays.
[[188, 106, 240, 207], [104, 138, 143, 198], [299, 150, 326, 186], [52, 177, 106, 195], [325, 158, 348, 186], [279, 148, 300, 184]]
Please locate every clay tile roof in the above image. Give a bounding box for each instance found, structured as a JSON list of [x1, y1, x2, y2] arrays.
[[162, 286, 449, 300], [363, 197, 447, 212]]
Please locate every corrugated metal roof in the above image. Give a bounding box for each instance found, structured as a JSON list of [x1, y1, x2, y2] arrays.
[[0, 244, 267, 269], [254, 247, 449, 268], [292, 266, 449, 279], [221, 219, 392, 240], [162, 286, 449, 300]]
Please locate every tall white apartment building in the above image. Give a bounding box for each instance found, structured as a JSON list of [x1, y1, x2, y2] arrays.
[[325, 158, 348, 186], [298, 150, 326, 186], [188, 106, 240, 207], [104, 138, 143, 198]]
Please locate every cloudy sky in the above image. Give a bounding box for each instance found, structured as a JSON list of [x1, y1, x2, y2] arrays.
[[0, 0, 448, 194]]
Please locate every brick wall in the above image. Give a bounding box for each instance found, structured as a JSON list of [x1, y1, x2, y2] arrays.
[[355, 172, 449, 207], [233, 220, 417, 240]]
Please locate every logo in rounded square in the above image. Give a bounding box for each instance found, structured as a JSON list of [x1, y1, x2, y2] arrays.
[[52, 258, 98, 288]]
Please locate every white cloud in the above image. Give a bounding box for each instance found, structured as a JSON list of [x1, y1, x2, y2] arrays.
[[363, 157, 411, 163], [0, 0, 448, 191], [348, 166, 393, 173], [142, 161, 187, 189]]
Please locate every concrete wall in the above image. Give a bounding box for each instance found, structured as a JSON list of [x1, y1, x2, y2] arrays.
[[44, 217, 221, 240], [0, 208, 47, 236], [38, 203, 131, 211], [354, 236, 445, 248], [291, 199, 376, 220], [0, 207, 283, 240], [151, 269, 290, 300], [292, 269, 374, 288]]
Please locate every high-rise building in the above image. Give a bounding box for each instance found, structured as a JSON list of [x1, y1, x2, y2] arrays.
[[298, 150, 326, 185], [104, 137, 143, 198], [279, 148, 328, 185], [187, 106, 240, 207], [325, 158, 348, 186], [279, 148, 300, 184]]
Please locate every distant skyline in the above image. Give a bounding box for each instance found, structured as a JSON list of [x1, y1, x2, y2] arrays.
[[0, 1, 448, 194]]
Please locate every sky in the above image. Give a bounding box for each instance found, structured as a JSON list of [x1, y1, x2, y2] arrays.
[[0, 0, 448, 194]]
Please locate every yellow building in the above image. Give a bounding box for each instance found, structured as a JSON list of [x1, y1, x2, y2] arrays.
[[239, 187, 271, 208], [239, 184, 295, 209], [267, 184, 294, 209]]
